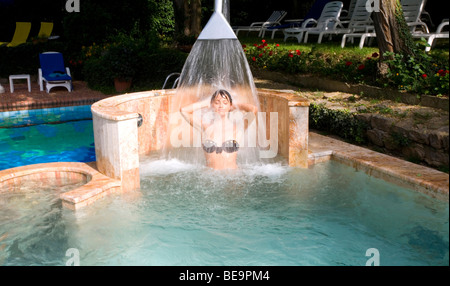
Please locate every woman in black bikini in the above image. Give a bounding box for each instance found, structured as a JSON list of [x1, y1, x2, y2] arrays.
[[180, 89, 258, 170]]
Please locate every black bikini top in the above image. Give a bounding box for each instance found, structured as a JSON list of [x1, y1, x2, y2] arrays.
[[202, 139, 239, 154]]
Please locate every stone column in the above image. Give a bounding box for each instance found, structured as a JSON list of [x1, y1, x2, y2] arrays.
[[289, 101, 309, 168], [92, 110, 140, 192]]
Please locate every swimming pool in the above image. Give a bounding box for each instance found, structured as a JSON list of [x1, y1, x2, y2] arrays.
[[0, 159, 447, 266], [0, 106, 95, 170]]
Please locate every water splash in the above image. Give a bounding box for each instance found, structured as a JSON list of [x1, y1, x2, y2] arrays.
[[164, 9, 265, 167]]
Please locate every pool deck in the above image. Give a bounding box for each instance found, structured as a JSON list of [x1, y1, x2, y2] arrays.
[[0, 81, 110, 112]]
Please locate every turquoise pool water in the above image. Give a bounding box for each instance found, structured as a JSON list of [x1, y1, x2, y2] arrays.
[[0, 106, 95, 170], [0, 159, 447, 266]]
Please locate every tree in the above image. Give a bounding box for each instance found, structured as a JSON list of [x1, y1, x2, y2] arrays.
[[173, 0, 202, 37], [371, 0, 416, 75]]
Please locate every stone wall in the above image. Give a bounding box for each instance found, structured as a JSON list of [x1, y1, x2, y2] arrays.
[[357, 113, 449, 169]]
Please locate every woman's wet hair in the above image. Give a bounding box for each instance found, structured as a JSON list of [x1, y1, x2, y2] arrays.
[[210, 89, 232, 105]]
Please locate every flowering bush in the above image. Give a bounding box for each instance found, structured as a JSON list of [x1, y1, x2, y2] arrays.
[[244, 40, 314, 74], [384, 51, 449, 96], [244, 39, 379, 84], [244, 39, 448, 96]]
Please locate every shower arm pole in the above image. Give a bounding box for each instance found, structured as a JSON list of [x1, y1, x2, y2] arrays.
[[215, 0, 223, 14]]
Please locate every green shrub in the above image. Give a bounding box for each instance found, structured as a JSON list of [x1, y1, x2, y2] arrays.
[[81, 31, 187, 91], [309, 103, 368, 144], [82, 57, 114, 92], [383, 46, 449, 96]]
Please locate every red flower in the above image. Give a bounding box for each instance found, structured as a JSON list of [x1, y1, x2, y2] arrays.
[[269, 51, 273, 56], [438, 69, 448, 77], [345, 61, 352, 66], [252, 57, 256, 62], [253, 43, 258, 47], [358, 64, 365, 70], [371, 52, 379, 58], [259, 53, 263, 57], [276, 44, 280, 47], [242, 44, 247, 48], [421, 74, 427, 79], [288, 53, 294, 58], [262, 39, 266, 43], [296, 50, 301, 55]]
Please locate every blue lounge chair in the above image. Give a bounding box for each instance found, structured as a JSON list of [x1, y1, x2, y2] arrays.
[[38, 52, 73, 93]]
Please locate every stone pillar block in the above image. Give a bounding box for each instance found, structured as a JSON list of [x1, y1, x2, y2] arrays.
[[289, 102, 309, 168], [92, 111, 140, 192]]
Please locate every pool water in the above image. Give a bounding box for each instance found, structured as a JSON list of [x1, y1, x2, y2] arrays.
[[0, 159, 447, 266], [0, 120, 95, 170]]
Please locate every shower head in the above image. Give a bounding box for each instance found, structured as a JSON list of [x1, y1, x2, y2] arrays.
[[197, 0, 237, 40]]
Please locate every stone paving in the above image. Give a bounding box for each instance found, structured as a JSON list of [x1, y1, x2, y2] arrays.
[[0, 80, 110, 111]]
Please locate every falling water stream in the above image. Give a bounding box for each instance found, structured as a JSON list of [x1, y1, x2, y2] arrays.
[[165, 4, 266, 166]]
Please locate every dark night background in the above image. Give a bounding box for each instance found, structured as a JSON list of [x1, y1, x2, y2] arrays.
[[0, 0, 447, 42]]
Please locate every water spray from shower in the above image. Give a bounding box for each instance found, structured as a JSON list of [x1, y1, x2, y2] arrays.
[[166, 0, 269, 166]]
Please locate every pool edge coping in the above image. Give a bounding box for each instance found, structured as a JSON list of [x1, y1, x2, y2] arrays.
[[0, 162, 122, 209], [308, 132, 449, 202]]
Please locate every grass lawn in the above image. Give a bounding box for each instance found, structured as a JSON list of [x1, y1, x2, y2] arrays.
[[237, 33, 449, 58], [238, 34, 379, 57]]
